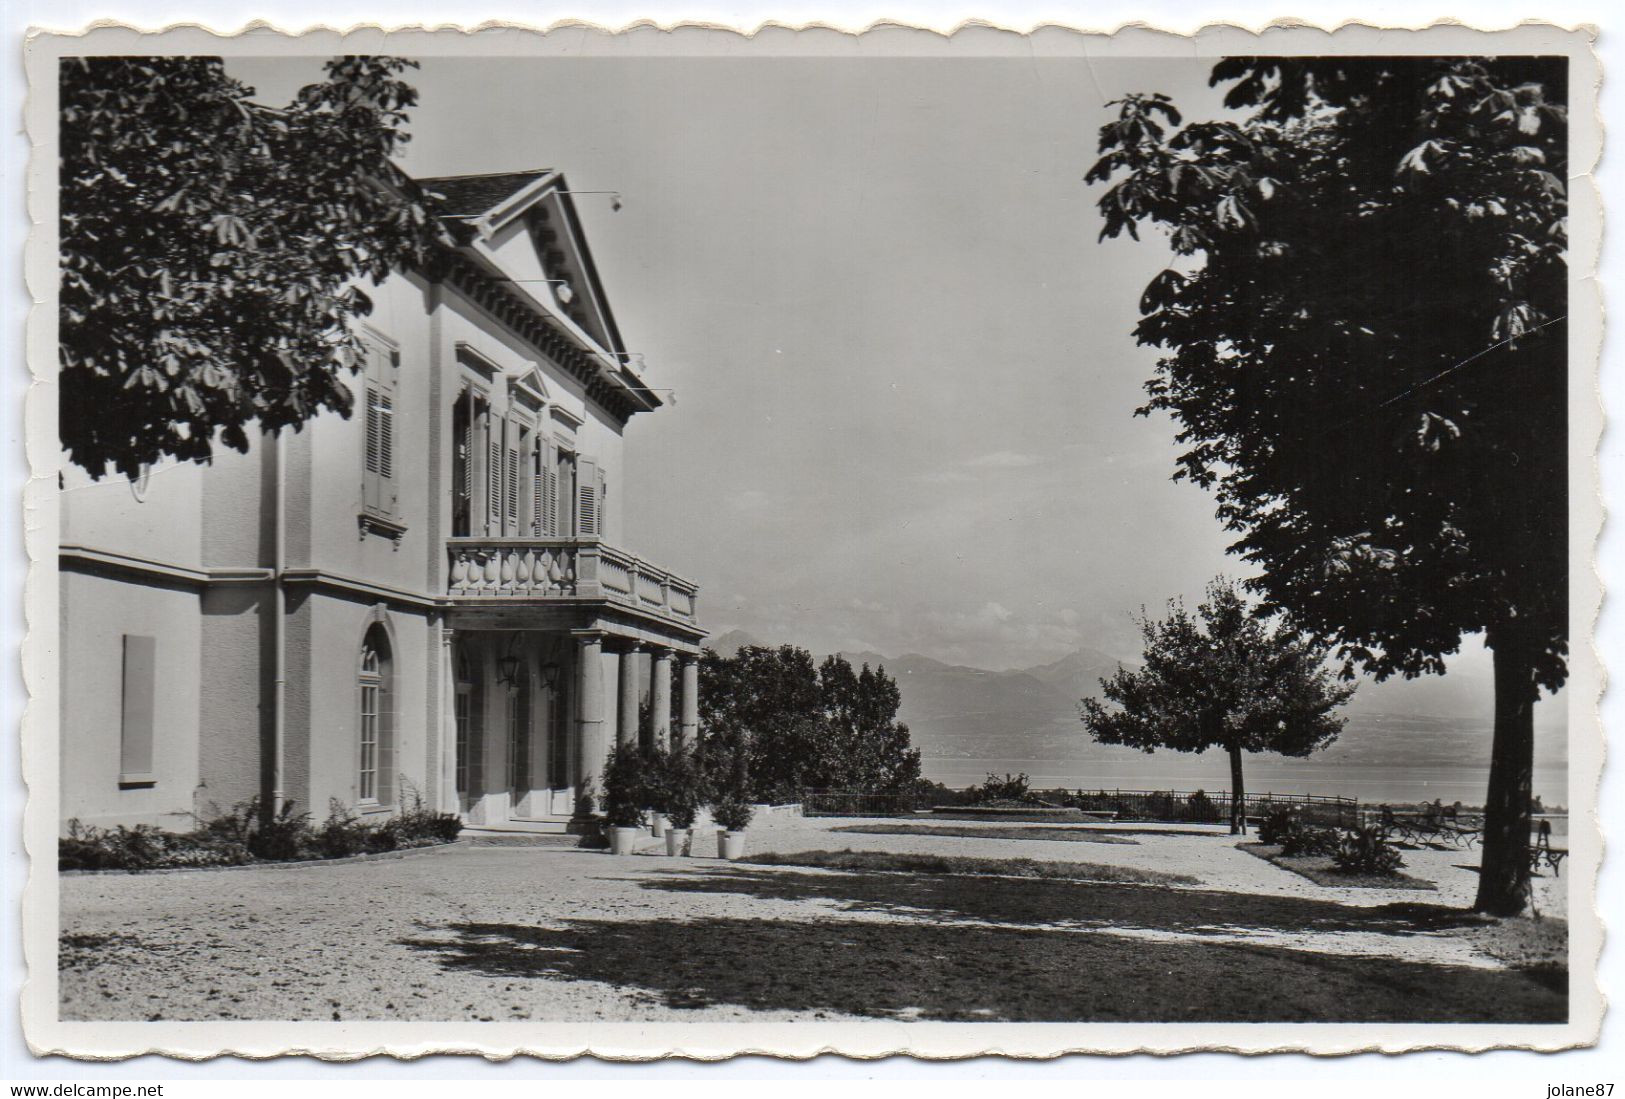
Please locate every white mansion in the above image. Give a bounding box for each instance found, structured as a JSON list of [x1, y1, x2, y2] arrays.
[[59, 168, 706, 834]]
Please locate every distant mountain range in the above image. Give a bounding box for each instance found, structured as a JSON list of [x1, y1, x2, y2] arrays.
[[701, 628, 1567, 790]]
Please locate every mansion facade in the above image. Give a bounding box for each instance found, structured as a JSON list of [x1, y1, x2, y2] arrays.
[[59, 169, 706, 833]]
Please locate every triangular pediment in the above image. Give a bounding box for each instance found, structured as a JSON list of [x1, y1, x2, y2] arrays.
[[507, 365, 551, 412], [424, 169, 627, 361]]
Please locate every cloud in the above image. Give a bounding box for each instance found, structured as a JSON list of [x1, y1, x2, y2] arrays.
[[729, 489, 771, 511], [963, 450, 1045, 470]]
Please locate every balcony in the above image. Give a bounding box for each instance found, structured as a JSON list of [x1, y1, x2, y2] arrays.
[[446, 537, 699, 628]]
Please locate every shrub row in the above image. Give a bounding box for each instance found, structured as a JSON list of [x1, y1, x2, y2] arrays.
[[1258, 806, 1405, 877], [60, 786, 462, 873]]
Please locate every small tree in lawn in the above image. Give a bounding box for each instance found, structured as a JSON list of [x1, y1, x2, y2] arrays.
[[1081, 579, 1354, 834]]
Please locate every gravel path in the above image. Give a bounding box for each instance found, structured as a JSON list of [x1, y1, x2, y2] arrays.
[[58, 817, 1567, 1023]]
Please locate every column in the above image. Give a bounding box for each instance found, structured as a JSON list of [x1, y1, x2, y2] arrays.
[[649, 648, 673, 751], [574, 630, 607, 809], [617, 640, 643, 747], [678, 654, 700, 749], [439, 625, 458, 814]]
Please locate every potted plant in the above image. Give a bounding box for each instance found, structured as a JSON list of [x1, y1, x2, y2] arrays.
[[662, 743, 702, 856], [601, 742, 647, 855], [710, 792, 754, 860], [643, 743, 671, 839]]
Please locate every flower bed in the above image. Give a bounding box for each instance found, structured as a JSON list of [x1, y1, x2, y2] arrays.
[[929, 806, 1101, 823], [60, 791, 462, 873], [1242, 843, 1435, 891]]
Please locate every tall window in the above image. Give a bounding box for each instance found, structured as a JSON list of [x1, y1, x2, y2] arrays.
[[362, 337, 400, 520], [455, 647, 477, 803], [357, 625, 393, 805], [547, 674, 570, 790], [451, 393, 473, 538], [508, 672, 531, 801], [455, 649, 473, 797], [358, 643, 382, 801]]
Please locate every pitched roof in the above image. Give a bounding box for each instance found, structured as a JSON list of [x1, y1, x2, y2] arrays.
[[418, 170, 553, 218]]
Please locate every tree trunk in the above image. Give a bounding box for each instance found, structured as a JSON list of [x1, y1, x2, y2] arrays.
[[1474, 628, 1538, 916], [1228, 743, 1246, 835]]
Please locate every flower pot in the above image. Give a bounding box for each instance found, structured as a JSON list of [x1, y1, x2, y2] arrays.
[[718, 829, 746, 860], [608, 826, 640, 855], [650, 813, 668, 839], [665, 828, 690, 857]]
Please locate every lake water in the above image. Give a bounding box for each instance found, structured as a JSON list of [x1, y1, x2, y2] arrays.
[[921, 755, 1569, 810]]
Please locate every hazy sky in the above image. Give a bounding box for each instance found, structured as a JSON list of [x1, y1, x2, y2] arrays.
[[232, 54, 1536, 716]]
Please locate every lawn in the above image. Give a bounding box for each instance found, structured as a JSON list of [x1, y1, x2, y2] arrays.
[[1242, 842, 1437, 891], [833, 823, 1137, 845], [743, 848, 1197, 886]]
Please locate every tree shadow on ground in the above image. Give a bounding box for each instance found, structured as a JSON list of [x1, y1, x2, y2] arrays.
[[399, 915, 1566, 1023], [637, 864, 1493, 938]]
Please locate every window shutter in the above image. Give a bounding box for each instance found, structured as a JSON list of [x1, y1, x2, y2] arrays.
[[377, 391, 394, 479], [365, 387, 383, 475], [542, 445, 555, 536], [576, 457, 599, 537], [547, 466, 558, 536], [363, 384, 382, 513], [505, 441, 519, 530], [379, 389, 396, 514], [486, 421, 501, 532], [545, 444, 559, 536], [460, 427, 473, 498], [362, 344, 397, 518]]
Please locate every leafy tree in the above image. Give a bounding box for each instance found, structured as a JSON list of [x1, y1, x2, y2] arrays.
[[819, 655, 922, 794], [1089, 59, 1567, 911], [1081, 579, 1354, 833], [697, 644, 920, 803], [698, 645, 833, 803], [60, 55, 439, 480]]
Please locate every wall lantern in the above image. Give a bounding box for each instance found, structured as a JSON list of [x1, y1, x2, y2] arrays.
[[497, 640, 523, 689], [539, 662, 562, 692]]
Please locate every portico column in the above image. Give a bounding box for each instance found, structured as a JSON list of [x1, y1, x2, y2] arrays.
[[650, 648, 673, 751], [573, 630, 607, 807], [439, 625, 458, 813], [678, 654, 700, 749], [617, 640, 643, 747]]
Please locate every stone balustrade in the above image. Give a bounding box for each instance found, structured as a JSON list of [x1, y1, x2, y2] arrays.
[[446, 537, 699, 624]]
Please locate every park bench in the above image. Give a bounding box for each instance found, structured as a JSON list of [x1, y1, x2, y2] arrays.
[[1530, 819, 1567, 876]]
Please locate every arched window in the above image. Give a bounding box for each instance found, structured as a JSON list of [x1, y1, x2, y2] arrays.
[[358, 626, 393, 804]]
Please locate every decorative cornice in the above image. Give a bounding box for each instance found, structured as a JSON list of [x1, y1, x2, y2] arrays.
[[60, 545, 272, 588], [280, 568, 438, 611], [428, 247, 658, 428]]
